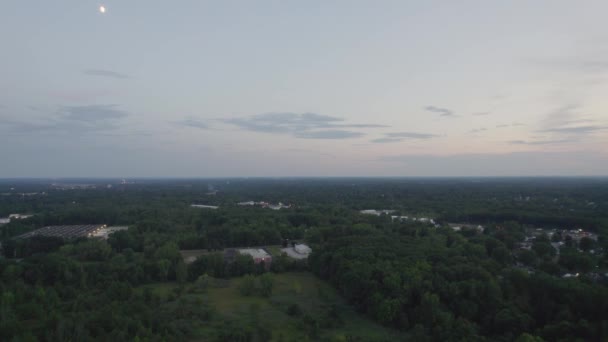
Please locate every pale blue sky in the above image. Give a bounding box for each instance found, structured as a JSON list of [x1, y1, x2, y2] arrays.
[[1, 1, 607, 177]]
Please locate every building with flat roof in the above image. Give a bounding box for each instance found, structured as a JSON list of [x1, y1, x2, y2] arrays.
[[360, 209, 395, 216], [89, 226, 129, 239], [16, 224, 106, 239], [191, 204, 219, 209]]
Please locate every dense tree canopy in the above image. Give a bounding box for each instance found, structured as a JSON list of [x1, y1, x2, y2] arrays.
[[0, 178, 607, 340]]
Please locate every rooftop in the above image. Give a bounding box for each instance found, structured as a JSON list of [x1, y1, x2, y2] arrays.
[[16, 224, 106, 239], [191, 204, 219, 209], [239, 248, 271, 259]]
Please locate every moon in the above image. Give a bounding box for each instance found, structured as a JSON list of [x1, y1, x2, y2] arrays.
[[99, 5, 106, 14]]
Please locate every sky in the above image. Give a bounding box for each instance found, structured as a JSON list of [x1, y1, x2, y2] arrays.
[[1, 1, 607, 177]]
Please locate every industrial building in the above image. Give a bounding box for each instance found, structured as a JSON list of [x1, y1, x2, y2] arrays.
[[16, 224, 107, 239], [89, 226, 129, 239], [190, 204, 219, 209]]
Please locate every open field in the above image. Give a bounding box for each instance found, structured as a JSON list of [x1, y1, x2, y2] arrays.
[[140, 272, 402, 341]]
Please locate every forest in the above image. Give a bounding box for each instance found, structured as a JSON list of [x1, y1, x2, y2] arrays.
[[0, 177, 607, 341]]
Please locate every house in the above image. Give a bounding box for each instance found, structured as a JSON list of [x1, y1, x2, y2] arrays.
[[295, 244, 312, 255], [239, 248, 272, 266], [281, 243, 312, 259]]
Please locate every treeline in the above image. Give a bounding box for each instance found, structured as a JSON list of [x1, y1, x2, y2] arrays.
[[309, 222, 608, 341], [1, 178, 607, 340], [439, 210, 607, 232], [0, 237, 211, 340], [0, 233, 305, 340]]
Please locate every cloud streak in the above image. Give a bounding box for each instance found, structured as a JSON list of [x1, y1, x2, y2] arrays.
[[425, 105, 455, 117], [540, 125, 607, 134], [508, 139, 574, 145], [61, 105, 128, 122], [222, 112, 381, 139], [296, 130, 364, 139], [83, 69, 130, 79], [0, 105, 129, 134], [538, 104, 606, 140], [371, 131, 440, 143], [173, 118, 208, 129]]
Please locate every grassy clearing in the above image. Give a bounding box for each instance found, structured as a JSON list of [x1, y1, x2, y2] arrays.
[[141, 272, 401, 341]]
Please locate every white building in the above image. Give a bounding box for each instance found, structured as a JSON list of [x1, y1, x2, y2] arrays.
[[281, 244, 312, 259], [190, 204, 219, 209], [9, 214, 33, 220], [238, 248, 272, 264], [89, 226, 129, 239], [360, 209, 395, 216], [295, 244, 312, 255]]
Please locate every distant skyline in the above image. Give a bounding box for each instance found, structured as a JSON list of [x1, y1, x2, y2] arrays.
[[1, 1, 607, 177]]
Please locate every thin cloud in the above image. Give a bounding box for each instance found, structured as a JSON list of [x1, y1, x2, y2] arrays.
[[295, 130, 364, 139], [340, 123, 388, 128], [83, 69, 130, 79], [371, 132, 440, 143], [540, 125, 607, 134], [425, 105, 455, 117], [0, 105, 129, 134], [543, 104, 579, 128], [386, 132, 438, 139], [173, 118, 208, 129], [222, 112, 379, 139], [60, 105, 128, 122], [538, 104, 604, 139], [472, 112, 490, 116], [560, 119, 597, 126], [224, 112, 341, 134], [283, 148, 336, 158], [496, 124, 509, 128], [508, 139, 574, 145], [371, 137, 403, 143]]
